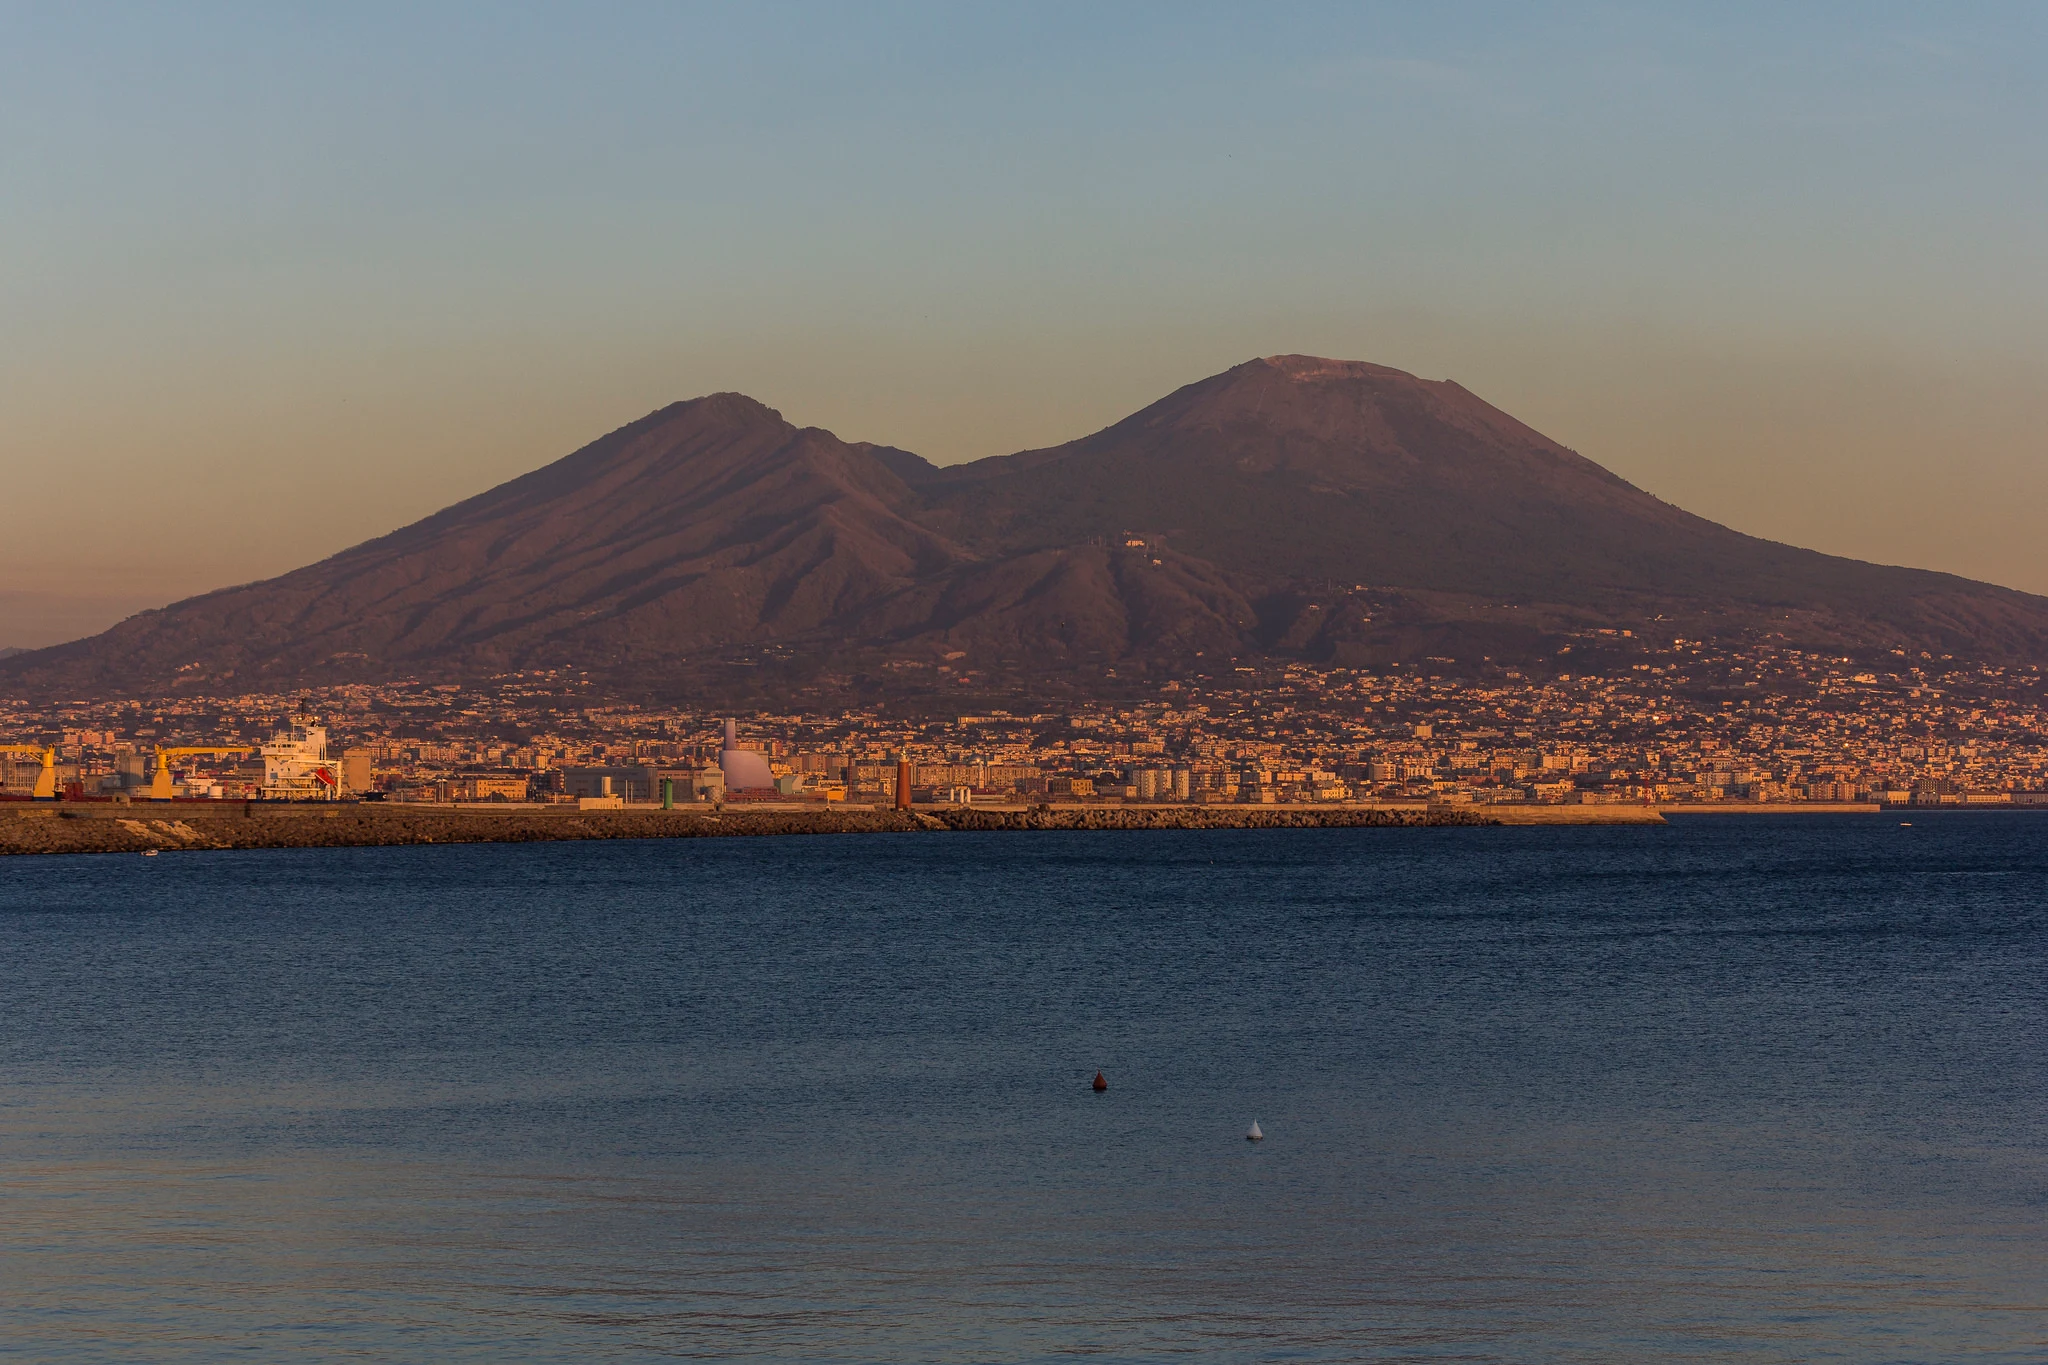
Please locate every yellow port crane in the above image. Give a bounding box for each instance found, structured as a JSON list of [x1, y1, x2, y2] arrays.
[[150, 746, 256, 801], [1, 745, 58, 800]]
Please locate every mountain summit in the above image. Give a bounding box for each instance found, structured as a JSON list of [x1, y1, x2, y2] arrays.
[[11, 356, 2048, 695]]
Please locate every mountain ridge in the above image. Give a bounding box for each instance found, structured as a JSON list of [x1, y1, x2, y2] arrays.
[[8, 355, 2048, 698]]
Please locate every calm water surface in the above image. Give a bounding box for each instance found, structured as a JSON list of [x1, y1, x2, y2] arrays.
[[1, 815, 2044, 1361]]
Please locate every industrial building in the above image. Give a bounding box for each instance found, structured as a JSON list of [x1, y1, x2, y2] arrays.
[[559, 765, 724, 803]]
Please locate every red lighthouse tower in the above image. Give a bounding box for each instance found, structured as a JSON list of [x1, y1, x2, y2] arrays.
[[894, 752, 912, 810]]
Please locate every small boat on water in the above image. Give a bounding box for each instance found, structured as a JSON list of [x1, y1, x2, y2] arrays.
[[1246, 1120, 1263, 1141], [141, 849, 158, 857]]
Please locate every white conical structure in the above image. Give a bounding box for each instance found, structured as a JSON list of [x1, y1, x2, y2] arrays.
[[1246, 1120, 1263, 1141], [719, 717, 776, 792]]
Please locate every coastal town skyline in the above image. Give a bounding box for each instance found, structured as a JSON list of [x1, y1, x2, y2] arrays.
[[10, 635, 2042, 812]]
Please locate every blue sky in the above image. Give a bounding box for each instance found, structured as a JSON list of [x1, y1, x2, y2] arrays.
[[3, 3, 2045, 643]]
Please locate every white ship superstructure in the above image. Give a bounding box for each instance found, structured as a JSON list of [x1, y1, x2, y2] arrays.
[[261, 715, 340, 800]]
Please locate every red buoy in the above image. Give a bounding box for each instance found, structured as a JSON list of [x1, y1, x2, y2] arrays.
[[1092, 1071, 1108, 1092]]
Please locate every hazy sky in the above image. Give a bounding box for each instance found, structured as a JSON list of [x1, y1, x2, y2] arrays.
[[4, 2, 2045, 647]]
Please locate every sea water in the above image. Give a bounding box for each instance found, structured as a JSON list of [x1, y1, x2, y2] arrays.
[[1, 815, 2043, 1361]]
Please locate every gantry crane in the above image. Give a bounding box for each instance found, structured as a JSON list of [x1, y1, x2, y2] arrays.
[[0, 745, 57, 799], [150, 746, 256, 801]]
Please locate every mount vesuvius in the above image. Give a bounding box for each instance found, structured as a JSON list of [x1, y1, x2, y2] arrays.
[[11, 355, 2048, 697]]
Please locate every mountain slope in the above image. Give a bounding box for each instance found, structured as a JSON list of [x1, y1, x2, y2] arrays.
[[15, 395, 964, 688], [925, 357, 1962, 598], [914, 355, 2048, 660], [8, 355, 2048, 695]]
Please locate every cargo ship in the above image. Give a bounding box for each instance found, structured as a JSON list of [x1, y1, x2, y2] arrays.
[[260, 715, 340, 801]]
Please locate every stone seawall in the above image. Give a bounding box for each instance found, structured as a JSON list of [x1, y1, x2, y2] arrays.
[[0, 801, 1627, 857]]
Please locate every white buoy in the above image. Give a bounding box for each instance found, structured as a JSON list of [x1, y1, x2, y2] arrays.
[[1246, 1120, 1263, 1141]]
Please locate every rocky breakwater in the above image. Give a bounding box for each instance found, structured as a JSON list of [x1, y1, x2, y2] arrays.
[[0, 800, 1659, 858], [0, 804, 921, 856]]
